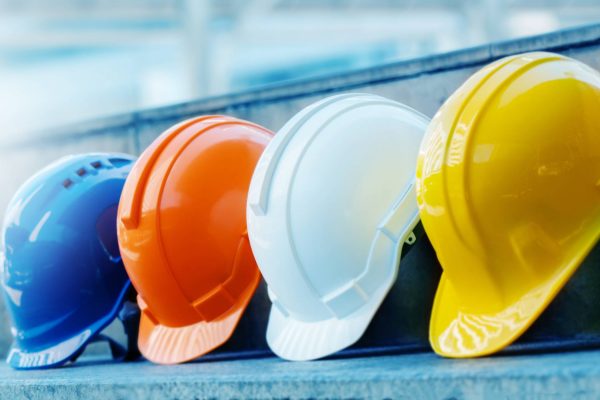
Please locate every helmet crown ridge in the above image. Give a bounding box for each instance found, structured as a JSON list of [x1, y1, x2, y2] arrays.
[[119, 116, 222, 229], [248, 93, 375, 217]]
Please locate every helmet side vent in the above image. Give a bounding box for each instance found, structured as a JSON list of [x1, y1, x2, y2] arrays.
[[108, 158, 130, 168]]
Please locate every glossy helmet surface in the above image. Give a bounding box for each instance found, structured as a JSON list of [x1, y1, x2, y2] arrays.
[[417, 52, 600, 357], [247, 93, 429, 360], [2, 153, 137, 369], [118, 116, 272, 364]]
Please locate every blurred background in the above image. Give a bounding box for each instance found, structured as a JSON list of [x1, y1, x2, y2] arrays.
[[1, 0, 600, 145]]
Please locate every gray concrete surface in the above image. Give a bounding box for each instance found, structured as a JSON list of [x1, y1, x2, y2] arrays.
[[2, 350, 600, 399], [1, 23, 600, 355]]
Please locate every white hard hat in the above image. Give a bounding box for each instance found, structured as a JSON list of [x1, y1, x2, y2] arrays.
[[247, 93, 429, 361]]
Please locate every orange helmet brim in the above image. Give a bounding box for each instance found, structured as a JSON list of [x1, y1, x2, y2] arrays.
[[137, 294, 251, 365]]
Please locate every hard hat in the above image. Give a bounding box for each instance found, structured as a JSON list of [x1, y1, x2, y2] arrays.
[[417, 52, 600, 358], [117, 115, 273, 364], [247, 93, 429, 361], [1, 153, 139, 369]]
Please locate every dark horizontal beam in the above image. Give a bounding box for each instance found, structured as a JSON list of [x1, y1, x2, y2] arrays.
[[2, 22, 600, 152]]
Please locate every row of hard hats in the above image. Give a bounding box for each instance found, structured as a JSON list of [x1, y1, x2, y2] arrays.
[[2, 52, 599, 369]]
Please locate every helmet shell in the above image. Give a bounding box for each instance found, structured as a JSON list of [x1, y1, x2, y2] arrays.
[[247, 93, 429, 360], [118, 115, 273, 364], [2, 153, 135, 369], [418, 52, 600, 357]]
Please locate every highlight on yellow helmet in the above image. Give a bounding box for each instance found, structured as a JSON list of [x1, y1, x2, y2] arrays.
[[416, 51, 600, 358]]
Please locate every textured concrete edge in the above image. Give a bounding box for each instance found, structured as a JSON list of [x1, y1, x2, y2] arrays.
[[1, 368, 600, 400], [2, 22, 600, 152], [4, 349, 600, 398]]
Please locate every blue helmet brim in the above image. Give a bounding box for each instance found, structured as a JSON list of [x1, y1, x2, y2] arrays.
[[7, 328, 92, 369], [6, 281, 133, 370]]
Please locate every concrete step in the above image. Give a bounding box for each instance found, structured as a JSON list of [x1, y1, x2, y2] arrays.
[[2, 350, 600, 399]]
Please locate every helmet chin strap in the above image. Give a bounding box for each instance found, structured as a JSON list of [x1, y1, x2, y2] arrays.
[[117, 294, 142, 361], [68, 287, 141, 364]]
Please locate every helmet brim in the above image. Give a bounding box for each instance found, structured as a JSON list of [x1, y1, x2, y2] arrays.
[[138, 301, 248, 365], [429, 265, 583, 358], [7, 329, 92, 369], [266, 285, 388, 361], [7, 282, 132, 370]]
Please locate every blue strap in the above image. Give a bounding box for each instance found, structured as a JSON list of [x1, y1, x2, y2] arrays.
[[117, 297, 141, 361], [67, 291, 141, 364]]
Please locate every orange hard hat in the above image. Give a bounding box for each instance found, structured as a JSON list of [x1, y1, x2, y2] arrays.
[[117, 115, 273, 364]]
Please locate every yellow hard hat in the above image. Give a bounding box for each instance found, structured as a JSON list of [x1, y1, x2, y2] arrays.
[[417, 52, 600, 358]]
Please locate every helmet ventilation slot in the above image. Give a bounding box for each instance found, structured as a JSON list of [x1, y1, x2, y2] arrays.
[[108, 158, 130, 168]]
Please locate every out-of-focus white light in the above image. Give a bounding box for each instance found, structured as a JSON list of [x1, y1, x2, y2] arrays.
[[508, 11, 560, 37]]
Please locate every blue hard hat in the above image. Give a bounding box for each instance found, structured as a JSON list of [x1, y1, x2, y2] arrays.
[[1, 153, 140, 369]]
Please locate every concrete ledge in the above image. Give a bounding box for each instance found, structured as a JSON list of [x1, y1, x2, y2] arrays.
[[2, 350, 600, 399]]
